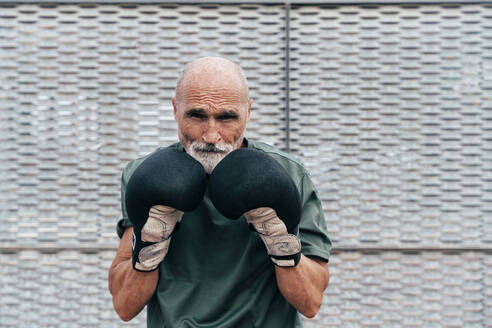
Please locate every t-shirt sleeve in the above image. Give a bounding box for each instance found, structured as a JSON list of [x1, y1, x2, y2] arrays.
[[298, 173, 332, 262], [116, 167, 133, 239], [116, 155, 151, 238]]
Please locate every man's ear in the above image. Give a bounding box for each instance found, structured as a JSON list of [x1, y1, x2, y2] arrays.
[[247, 98, 253, 122], [172, 97, 178, 119]]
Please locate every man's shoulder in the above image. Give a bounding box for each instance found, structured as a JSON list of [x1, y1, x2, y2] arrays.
[[248, 140, 308, 179], [121, 142, 182, 180]]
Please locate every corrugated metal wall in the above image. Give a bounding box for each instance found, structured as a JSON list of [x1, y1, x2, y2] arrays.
[[0, 2, 491, 327]]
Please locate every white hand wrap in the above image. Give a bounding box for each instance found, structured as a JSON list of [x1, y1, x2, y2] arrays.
[[244, 207, 301, 267], [135, 205, 184, 271]]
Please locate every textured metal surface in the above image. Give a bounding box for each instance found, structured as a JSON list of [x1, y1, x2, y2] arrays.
[[0, 250, 147, 327], [1, 250, 491, 327], [0, 3, 286, 247], [289, 3, 492, 249], [1, 2, 492, 328], [306, 251, 492, 327], [3, 0, 492, 4]]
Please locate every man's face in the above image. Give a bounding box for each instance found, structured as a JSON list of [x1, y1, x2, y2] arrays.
[[172, 75, 252, 173]]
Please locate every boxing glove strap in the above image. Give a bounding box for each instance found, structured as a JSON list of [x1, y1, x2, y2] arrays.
[[271, 252, 301, 267]]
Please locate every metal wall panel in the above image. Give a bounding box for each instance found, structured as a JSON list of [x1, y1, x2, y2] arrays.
[[289, 3, 492, 248], [305, 250, 492, 328], [1, 2, 491, 328], [0, 3, 286, 247], [0, 250, 146, 327], [1, 250, 491, 327]]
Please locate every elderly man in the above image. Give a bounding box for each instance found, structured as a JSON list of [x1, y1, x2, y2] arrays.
[[108, 57, 331, 327]]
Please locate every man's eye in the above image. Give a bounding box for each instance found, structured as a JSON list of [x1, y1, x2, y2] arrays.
[[189, 113, 205, 119], [218, 115, 238, 120]]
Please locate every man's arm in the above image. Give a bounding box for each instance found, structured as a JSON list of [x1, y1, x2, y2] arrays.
[[275, 254, 329, 318], [108, 227, 159, 322]]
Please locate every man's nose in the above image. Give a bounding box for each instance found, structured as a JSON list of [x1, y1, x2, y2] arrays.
[[202, 121, 221, 144]]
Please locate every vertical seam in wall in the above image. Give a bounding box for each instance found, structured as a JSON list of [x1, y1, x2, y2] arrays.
[[285, 1, 291, 153]]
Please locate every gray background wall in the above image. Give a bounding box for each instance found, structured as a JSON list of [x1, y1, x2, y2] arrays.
[[0, 1, 491, 327]]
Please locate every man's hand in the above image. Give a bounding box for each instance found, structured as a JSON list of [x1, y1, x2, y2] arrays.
[[125, 148, 207, 271], [208, 148, 302, 267], [133, 205, 183, 271]]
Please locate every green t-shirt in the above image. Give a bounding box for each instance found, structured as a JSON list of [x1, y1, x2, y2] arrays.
[[117, 139, 332, 328]]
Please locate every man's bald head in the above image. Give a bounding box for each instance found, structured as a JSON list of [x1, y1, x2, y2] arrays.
[[174, 57, 249, 104]]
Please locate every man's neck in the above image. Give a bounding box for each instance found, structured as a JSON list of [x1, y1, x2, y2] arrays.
[[240, 137, 248, 148]]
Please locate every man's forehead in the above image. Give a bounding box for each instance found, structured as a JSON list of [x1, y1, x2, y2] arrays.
[[183, 81, 244, 96], [177, 73, 248, 105], [181, 91, 247, 111]]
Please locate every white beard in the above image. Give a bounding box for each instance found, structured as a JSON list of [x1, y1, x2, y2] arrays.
[[187, 141, 234, 174]]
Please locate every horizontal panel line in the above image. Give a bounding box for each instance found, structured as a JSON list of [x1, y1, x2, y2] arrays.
[[0, 0, 491, 4], [0, 244, 118, 252], [0, 245, 491, 253], [333, 246, 492, 253]]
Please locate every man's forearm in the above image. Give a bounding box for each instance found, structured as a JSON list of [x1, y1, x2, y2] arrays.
[[274, 254, 329, 318], [109, 259, 159, 321], [108, 228, 159, 322]]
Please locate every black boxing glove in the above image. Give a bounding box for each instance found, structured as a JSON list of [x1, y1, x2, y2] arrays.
[[125, 148, 206, 271], [208, 148, 302, 267]]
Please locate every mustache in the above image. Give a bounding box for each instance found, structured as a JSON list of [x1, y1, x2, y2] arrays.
[[192, 143, 232, 153]]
